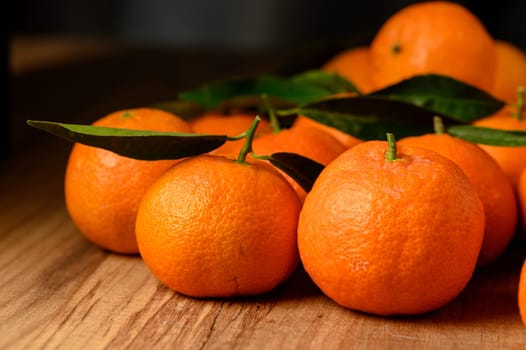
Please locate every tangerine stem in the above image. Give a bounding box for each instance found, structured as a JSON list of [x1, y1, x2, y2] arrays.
[[385, 133, 399, 161], [514, 86, 525, 120], [261, 94, 281, 133], [236, 116, 261, 165], [433, 116, 446, 134]]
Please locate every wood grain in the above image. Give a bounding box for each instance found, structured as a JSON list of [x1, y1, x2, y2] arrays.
[[3, 37, 526, 349], [1, 139, 525, 350]]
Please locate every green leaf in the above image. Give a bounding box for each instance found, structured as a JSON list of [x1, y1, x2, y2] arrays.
[[178, 70, 358, 110], [27, 120, 228, 160], [267, 152, 324, 193], [291, 70, 360, 95], [370, 74, 505, 122], [297, 96, 452, 140], [448, 125, 526, 146], [150, 100, 206, 121]]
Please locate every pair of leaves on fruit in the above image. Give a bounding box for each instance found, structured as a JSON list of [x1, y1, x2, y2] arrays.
[[27, 71, 526, 193], [26, 120, 323, 193], [165, 71, 519, 144]]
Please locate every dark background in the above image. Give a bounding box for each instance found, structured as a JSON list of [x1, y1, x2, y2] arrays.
[[9, 0, 526, 50], [4, 0, 526, 159]]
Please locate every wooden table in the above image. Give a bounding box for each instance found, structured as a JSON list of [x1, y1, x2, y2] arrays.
[[2, 36, 526, 349]]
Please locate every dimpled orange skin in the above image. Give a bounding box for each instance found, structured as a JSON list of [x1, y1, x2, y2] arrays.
[[298, 141, 485, 316], [399, 133, 517, 267], [322, 46, 375, 94], [65, 108, 192, 254], [370, 1, 497, 92], [493, 40, 526, 103], [189, 112, 270, 155], [251, 124, 347, 201], [519, 259, 526, 326], [474, 107, 526, 188], [136, 155, 302, 297]]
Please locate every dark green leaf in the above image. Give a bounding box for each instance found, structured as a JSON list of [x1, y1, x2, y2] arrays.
[[150, 100, 206, 121], [267, 152, 325, 193], [27, 120, 228, 160], [298, 96, 455, 140], [291, 70, 360, 95], [370, 74, 505, 122], [178, 70, 358, 110], [448, 125, 526, 146]]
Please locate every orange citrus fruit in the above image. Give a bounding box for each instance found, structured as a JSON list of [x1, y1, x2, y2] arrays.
[[189, 112, 270, 155], [251, 124, 347, 201], [65, 108, 192, 254], [519, 258, 526, 326], [298, 136, 485, 315], [474, 106, 526, 188], [322, 46, 375, 94], [370, 1, 497, 92], [517, 168, 526, 234], [493, 40, 526, 103], [399, 131, 517, 267], [293, 115, 362, 149], [135, 154, 301, 297]]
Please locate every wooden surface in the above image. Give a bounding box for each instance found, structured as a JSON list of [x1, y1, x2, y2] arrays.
[[3, 36, 526, 349]]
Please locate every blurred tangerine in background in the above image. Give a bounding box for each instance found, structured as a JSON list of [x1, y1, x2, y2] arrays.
[[190, 112, 270, 155], [369, 1, 497, 92]]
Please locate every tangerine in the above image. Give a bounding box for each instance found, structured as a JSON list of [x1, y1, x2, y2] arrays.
[[135, 152, 301, 297], [493, 40, 526, 103], [65, 108, 192, 254], [399, 128, 517, 267], [298, 135, 485, 315], [293, 115, 362, 149], [519, 258, 526, 326], [474, 104, 526, 188], [190, 111, 270, 155], [370, 1, 497, 91], [517, 168, 526, 234], [322, 46, 375, 94], [251, 124, 347, 201]]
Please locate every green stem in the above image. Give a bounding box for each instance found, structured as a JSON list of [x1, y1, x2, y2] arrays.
[[236, 116, 261, 165], [385, 133, 399, 161], [433, 116, 445, 134], [276, 107, 300, 117], [514, 86, 525, 120], [261, 94, 281, 133]]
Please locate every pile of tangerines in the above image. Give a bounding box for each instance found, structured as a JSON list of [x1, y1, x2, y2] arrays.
[[61, 1, 526, 320]]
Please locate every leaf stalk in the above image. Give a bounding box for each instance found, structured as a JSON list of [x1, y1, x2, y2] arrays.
[[236, 116, 261, 165], [261, 94, 281, 133], [514, 86, 525, 120], [433, 116, 446, 134]]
